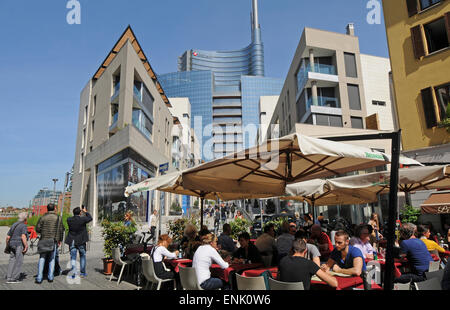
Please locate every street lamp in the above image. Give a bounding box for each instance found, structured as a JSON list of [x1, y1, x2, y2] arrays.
[[52, 178, 58, 205]]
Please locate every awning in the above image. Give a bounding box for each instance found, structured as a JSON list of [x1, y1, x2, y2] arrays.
[[420, 191, 450, 214]]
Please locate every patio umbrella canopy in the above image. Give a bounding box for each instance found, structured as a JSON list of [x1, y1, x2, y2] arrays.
[[283, 178, 379, 207], [326, 165, 449, 195], [180, 133, 421, 197], [420, 191, 450, 214]]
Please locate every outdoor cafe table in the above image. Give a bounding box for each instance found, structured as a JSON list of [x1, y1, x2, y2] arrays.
[[241, 267, 364, 290]]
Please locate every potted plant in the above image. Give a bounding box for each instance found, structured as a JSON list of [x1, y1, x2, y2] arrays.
[[100, 219, 136, 275], [229, 217, 251, 240]]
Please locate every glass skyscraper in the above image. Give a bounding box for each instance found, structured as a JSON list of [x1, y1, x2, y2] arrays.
[[159, 0, 283, 159]]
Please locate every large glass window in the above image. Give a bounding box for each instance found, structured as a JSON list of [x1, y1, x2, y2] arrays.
[[435, 83, 449, 120], [424, 17, 449, 54], [344, 53, 358, 78], [420, 0, 441, 10], [347, 84, 362, 110]]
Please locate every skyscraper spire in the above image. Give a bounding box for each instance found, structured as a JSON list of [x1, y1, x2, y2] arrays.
[[252, 0, 260, 30]]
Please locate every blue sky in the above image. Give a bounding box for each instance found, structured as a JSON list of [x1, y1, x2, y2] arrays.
[[0, 0, 389, 208]]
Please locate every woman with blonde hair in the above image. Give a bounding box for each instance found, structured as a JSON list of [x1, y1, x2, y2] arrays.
[[150, 234, 179, 282], [192, 233, 230, 290], [368, 213, 383, 245]]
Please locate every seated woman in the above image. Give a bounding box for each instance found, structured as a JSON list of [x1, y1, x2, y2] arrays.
[[192, 233, 230, 290], [180, 224, 201, 259], [233, 232, 262, 264], [417, 224, 446, 254], [150, 234, 179, 281], [349, 224, 375, 259]]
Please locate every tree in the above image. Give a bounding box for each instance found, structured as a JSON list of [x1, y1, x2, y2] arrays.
[[400, 205, 421, 224]]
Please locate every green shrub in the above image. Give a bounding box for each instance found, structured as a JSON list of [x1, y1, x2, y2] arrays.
[[400, 205, 421, 225], [264, 217, 288, 236], [0, 217, 18, 226], [229, 217, 251, 240], [167, 215, 199, 243], [101, 219, 137, 259]]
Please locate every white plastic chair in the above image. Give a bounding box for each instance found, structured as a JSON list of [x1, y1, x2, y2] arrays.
[[236, 273, 267, 290], [367, 261, 382, 285], [179, 266, 204, 290], [268, 278, 304, 290], [425, 269, 445, 282], [393, 282, 411, 290], [109, 247, 136, 286], [414, 277, 442, 290], [141, 255, 176, 290], [429, 260, 440, 272]]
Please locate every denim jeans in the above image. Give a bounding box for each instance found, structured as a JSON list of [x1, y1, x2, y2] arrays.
[[200, 277, 224, 290], [36, 243, 58, 282], [70, 241, 87, 275]]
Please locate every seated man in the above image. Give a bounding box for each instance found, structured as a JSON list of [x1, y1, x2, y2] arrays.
[[394, 223, 433, 284], [255, 223, 277, 256], [279, 239, 337, 290], [320, 230, 366, 277], [349, 224, 375, 259], [308, 224, 334, 262], [295, 229, 321, 266], [233, 232, 262, 264], [276, 221, 295, 262], [217, 223, 237, 254]]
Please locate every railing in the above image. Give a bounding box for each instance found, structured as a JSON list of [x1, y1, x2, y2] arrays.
[[133, 85, 142, 102], [307, 96, 340, 109], [113, 82, 120, 96], [297, 63, 337, 94], [133, 118, 152, 141], [109, 113, 119, 131]]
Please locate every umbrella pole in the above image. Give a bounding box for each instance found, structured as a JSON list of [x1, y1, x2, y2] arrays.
[[384, 130, 401, 291], [200, 197, 204, 229]]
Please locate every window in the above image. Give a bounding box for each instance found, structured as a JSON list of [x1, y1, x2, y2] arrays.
[[411, 25, 426, 59], [351, 117, 364, 129], [92, 95, 96, 116], [315, 114, 343, 127], [347, 84, 362, 110], [82, 129, 86, 146], [183, 113, 189, 119], [420, 0, 441, 10], [90, 121, 95, 141], [83, 106, 88, 125], [435, 83, 449, 120], [344, 53, 358, 78], [424, 17, 449, 54], [372, 100, 386, 106], [421, 87, 438, 128], [79, 152, 83, 173]]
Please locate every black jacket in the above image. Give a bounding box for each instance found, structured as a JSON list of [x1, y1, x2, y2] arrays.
[[65, 212, 92, 246]]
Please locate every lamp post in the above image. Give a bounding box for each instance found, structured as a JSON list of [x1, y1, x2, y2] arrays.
[[52, 178, 58, 204]]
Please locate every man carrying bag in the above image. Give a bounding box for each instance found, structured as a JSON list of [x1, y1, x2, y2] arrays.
[[35, 203, 64, 284]]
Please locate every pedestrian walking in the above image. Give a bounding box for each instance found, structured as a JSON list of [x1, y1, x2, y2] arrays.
[[35, 203, 64, 284], [149, 209, 159, 243], [66, 206, 92, 278], [5, 212, 28, 284]]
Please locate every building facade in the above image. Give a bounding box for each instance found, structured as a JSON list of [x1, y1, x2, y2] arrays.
[[159, 0, 283, 159], [382, 0, 450, 163], [71, 27, 176, 226]]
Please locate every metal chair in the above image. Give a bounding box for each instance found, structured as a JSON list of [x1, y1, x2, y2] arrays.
[[393, 282, 411, 290], [141, 255, 176, 290], [414, 277, 442, 290], [179, 266, 204, 290], [429, 260, 440, 272], [268, 278, 304, 290], [366, 261, 382, 285], [109, 247, 136, 286], [236, 273, 267, 290]]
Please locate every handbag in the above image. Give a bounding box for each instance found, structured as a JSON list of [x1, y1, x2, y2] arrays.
[[4, 223, 19, 254], [37, 215, 60, 254]]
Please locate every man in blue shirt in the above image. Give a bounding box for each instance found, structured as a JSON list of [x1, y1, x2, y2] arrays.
[[394, 223, 433, 284], [320, 230, 366, 277]]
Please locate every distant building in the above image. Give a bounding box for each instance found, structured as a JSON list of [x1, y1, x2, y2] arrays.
[[32, 189, 62, 215]]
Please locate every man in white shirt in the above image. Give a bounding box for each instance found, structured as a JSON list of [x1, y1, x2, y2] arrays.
[[149, 210, 159, 243], [192, 233, 230, 290]]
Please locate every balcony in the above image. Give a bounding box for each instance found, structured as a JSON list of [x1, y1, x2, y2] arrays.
[[132, 110, 152, 141], [133, 85, 142, 102], [297, 63, 338, 95], [111, 82, 120, 103], [307, 96, 340, 109], [109, 113, 119, 133]]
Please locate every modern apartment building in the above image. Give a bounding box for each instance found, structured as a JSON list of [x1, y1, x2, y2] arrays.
[[382, 0, 450, 163], [71, 26, 176, 226], [159, 0, 283, 159], [267, 25, 371, 139]]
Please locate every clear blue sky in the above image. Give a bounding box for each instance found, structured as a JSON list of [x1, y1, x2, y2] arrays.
[[0, 0, 389, 208]]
